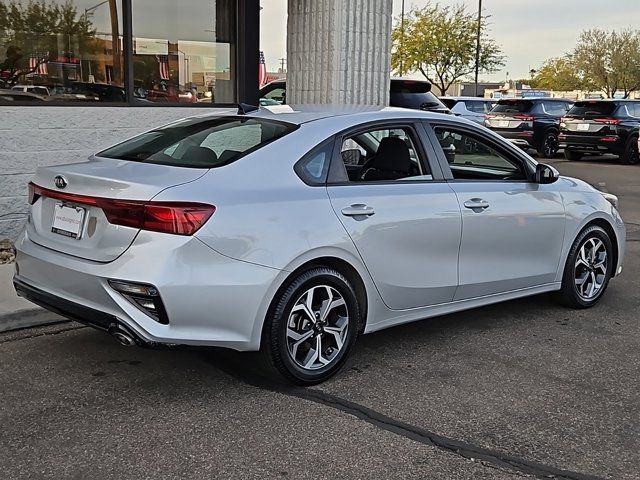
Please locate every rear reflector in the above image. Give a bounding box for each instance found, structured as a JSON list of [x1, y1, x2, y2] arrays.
[[600, 136, 619, 142], [28, 182, 215, 236]]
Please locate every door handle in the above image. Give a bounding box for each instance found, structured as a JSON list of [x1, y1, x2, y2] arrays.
[[341, 204, 375, 217], [463, 198, 490, 211]]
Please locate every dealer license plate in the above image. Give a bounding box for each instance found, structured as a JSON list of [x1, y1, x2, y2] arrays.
[[51, 203, 86, 239]]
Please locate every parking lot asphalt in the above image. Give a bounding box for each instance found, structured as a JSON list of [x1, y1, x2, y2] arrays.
[[1, 156, 638, 480]]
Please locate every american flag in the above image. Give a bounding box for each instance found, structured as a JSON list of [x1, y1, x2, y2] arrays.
[[258, 51, 268, 87], [156, 55, 170, 81], [29, 56, 48, 75]]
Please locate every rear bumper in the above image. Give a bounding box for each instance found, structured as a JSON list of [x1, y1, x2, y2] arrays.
[[490, 129, 537, 149], [13, 277, 149, 344], [13, 230, 282, 351], [558, 133, 624, 154]]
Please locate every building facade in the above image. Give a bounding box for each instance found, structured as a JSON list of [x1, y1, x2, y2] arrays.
[[1, 0, 392, 240]]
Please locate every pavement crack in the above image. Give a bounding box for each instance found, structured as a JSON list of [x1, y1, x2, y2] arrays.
[[206, 352, 608, 480]]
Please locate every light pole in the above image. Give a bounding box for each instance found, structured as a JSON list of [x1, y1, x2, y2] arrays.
[[400, 0, 405, 76], [474, 0, 482, 97]]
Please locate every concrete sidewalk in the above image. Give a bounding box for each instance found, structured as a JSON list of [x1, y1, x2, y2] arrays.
[[0, 264, 64, 332]]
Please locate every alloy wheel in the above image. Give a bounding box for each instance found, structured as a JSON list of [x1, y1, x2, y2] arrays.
[[286, 285, 349, 370], [543, 134, 558, 157], [574, 237, 608, 300]]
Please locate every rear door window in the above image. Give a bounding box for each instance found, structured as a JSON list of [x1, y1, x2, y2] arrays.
[[98, 117, 297, 168], [542, 102, 571, 116]]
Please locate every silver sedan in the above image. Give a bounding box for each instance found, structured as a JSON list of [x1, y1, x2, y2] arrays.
[[14, 106, 626, 384]]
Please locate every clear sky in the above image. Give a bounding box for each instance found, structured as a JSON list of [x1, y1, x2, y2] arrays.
[[260, 0, 640, 81]]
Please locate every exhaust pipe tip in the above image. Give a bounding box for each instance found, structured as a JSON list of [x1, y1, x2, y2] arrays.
[[108, 324, 138, 347], [112, 331, 136, 347]]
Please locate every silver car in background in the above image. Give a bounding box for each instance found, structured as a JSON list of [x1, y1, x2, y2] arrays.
[[441, 97, 497, 124], [14, 106, 626, 384]]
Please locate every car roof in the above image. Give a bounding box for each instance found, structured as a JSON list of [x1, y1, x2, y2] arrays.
[[497, 97, 572, 102], [442, 96, 495, 101], [262, 77, 432, 87], [192, 104, 454, 126]]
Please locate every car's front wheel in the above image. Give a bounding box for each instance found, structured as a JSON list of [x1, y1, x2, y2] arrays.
[[558, 225, 614, 308], [261, 267, 361, 385]]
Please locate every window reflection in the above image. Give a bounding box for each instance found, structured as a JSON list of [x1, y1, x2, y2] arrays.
[[131, 0, 235, 104], [0, 0, 124, 102]]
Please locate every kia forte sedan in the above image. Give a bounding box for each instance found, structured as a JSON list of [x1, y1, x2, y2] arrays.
[[14, 106, 626, 384]]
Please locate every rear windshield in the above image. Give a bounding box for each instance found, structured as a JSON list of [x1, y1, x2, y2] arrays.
[[440, 98, 458, 108], [98, 117, 297, 168], [491, 100, 534, 114], [390, 90, 447, 110], [567, 101, 617, 116], [390, 81, 432, 94]]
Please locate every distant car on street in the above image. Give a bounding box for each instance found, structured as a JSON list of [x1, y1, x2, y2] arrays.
[[260, 78, 451, 113], [11, 85, 50, 96], [70, 82, 126, 102], [485, 98, 573, 158], [440, 97, 497, 124], [0, 89, 46, 102], [559, 99, 640, 164], [14, 106, 625, 384]]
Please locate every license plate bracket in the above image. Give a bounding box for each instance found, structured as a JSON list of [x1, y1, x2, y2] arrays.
[[52, 203, 86, 239]]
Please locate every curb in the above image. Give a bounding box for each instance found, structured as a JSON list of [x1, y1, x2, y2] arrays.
[[0, 308, 66, 333]]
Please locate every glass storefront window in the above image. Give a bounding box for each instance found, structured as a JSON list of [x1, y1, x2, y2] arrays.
[[0, 0, 124, 103], [131, 0, 236, 104]]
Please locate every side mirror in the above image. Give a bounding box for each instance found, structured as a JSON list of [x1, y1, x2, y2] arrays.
[[535, 163, 560, 184]]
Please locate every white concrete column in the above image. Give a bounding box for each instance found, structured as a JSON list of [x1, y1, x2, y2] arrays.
[[287, 0, 393, 106]]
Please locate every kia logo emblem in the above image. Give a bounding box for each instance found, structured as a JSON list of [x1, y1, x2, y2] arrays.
[[54, 175, 67, 189]]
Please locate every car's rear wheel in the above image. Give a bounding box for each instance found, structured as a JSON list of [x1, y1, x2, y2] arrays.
[[564, 149, 583, 161], [261, 267, 360, 385], [558, 226, 613, 308], [620, 137, 640, 165], [538, 131, 559, 158]]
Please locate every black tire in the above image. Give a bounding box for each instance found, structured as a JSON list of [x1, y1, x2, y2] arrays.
[[620, 137, 640, 165], [558, 225, 614, 309], [564, 149, 583, 161], [261, 267, 361, 385], [537, 131, 559, 158]]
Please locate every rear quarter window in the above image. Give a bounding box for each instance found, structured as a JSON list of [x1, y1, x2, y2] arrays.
[[98, 117, 297, 168]]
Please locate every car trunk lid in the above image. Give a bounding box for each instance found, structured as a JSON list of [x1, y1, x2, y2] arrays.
[[27, 157, 207, 262]]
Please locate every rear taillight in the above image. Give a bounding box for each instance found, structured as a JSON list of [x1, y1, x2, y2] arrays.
[[594, 118, 621, 125], [28, 182, 215, 236], [514, 114, 535, 122]]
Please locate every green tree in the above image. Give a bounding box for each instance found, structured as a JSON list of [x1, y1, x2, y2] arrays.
[[0, 0, 103, 88], [391, 2, 505, 96], [573, 28, 640, 98], [532, 56, 584, 91]]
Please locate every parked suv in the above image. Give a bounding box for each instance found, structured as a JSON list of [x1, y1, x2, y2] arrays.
[[484, 98, 573, 158], [440, 97, 496, 124], [559, 100, 640, 164], [259, 78, 451, 113]]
